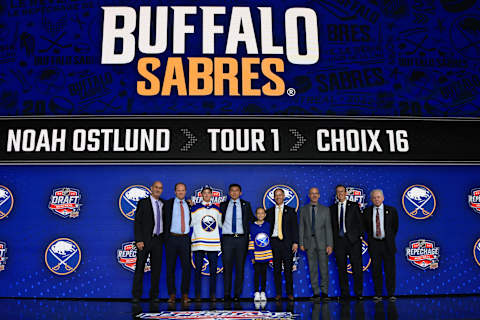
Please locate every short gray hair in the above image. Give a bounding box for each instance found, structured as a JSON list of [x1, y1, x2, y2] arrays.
[[370, 189, 384, 198]]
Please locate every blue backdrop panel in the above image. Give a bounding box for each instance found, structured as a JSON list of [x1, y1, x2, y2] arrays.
[[0, 165, 479, 298]]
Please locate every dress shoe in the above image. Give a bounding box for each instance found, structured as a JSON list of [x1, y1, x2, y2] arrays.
[[356, 296, 364, 301], [339, 294, 351, 301], [131, 297, 141, 303], [274, 295, 282, 301], [194, 296, 202, 302], [388, 295, 397, 301], [287, 295, 294, 301], [151, 297, 161, 303], [210, 295, 217, 302], [233, 296, 240, 302], [167, 294, 176, 303], [373, 296, 383, 301], [181, 294, 191, 304], [223, 295, 232, 302]]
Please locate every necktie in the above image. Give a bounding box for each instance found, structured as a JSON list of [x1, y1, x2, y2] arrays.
[[180, 200, 185, 234], [376, 207, 381, 238], [232, 201, 237, 234], [311, 205, 316, 235], [155, 200, 161, 235], [278, 206, 283, 240], [339, 203, 344, 237]]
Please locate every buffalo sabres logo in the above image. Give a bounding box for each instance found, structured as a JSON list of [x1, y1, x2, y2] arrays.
[[191, 252, 224, 276], [0, 241, 7, 271], [405, 239, 440, 270], [119, 185, 151, 221], [402, 185, 436, 219], [117, 241, 151, 272], [474, 239, 480, 267], [263, 185, 299, 211], [48, 187, 81, 218], [0, 185, 14, 220], [347, 239, 371, 273], [255, 233, 269, 248], [191, 187, 226, 206], [45, 238, 81, 275], [468, 188, 480, 214], [201, 215, 217, 232], [345, 187, 366, 211]]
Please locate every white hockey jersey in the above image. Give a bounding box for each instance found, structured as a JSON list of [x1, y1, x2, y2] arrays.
[[190, 201, 222, 251]]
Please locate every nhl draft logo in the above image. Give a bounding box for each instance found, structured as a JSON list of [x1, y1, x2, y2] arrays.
[[0, 241, 7, 271], [190, 186, 226, 207], [119, 185, 151, 221], [48, 187, 81, 218], [191, 251, 223, 276], [201, 215, 217, 232], [405, 239, 440, 270], [255, 233, 269, 248], [263, 185, 299, 211], [474, 238, 480, 267], [117, 241, 151, 272], [0, 185, 14, 220], [347, 240, 371, 273], [468, 188, 480, 214], [45, 238, 81, 275], [345, 187, 366, 211], [402, 185, 436, 219]]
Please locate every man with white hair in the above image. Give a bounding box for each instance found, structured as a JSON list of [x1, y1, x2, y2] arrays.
[[364, 189, 399, 302]]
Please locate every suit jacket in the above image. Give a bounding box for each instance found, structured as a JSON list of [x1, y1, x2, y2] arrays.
[[134, 197, 165, 245], [329, 200, 364, 246], [219, 198, 254, 235], [163, 198, 192, 238], [299, 203, 333, 250], [265, 205, 299, 245], [363, 204, 399, 253]]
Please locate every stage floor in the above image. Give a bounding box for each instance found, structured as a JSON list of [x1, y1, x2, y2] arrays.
[[1, 296, 479, 319]]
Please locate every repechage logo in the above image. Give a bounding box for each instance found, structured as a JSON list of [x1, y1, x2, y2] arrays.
[[468, 188, 480, 214], [0, 185, 14, 220], [117, 241, 151, 272], [190, 187, 226, 207], [48, 187, 82, 218], [405, 239, 440, 270], [0, 241, 7, 271], [45, 238, 81, 275], [119, 185, 151, 221], [402, 185, 436, 219]]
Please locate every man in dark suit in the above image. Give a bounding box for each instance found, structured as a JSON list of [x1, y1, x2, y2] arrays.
[[364, 189, 399, 301], [330, 184, 364, 300], [164, 182, 191, 304], [132, 181, 165, 303], [220, 184, 254, 301], [266, 188, 299, 301]]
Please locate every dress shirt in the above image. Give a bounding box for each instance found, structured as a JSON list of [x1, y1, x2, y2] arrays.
[[170, 197, 190, 234], [223, 199, 244, 234]]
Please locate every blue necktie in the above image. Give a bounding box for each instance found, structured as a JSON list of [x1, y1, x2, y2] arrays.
[[155, 200, 161, 235], [311, 205, 316, 235], [232, 201, 237, 233], [339, 203, 344, 237]]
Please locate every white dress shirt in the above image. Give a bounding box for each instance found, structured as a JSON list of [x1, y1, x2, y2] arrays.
[[337, 200, 347, 234], [272, 204, 283, 237], [373, 203, 385, 239]]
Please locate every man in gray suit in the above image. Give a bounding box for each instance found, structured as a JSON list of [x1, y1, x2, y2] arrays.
[[299, 187, 333, 301]]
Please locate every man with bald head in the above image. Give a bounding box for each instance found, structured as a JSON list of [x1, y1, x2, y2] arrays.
[[299, 188, 333, 301], [132, 181, 165, 303], [364, 189, 399, 301]]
